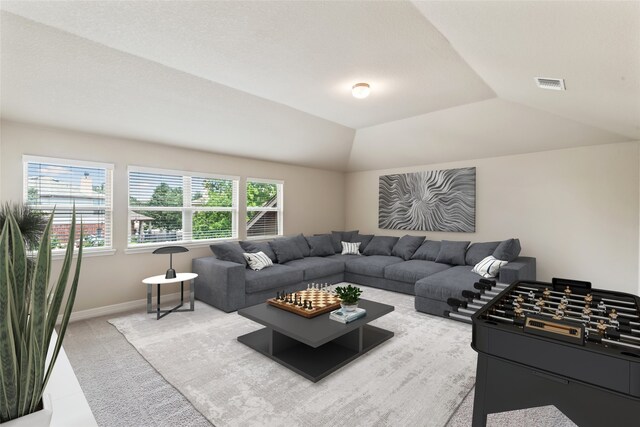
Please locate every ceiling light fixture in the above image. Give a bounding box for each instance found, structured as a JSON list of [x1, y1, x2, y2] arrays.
[[352, 83, 371, 99]]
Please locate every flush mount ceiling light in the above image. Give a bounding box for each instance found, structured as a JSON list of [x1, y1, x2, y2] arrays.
[[352, 83, 371, 99], [534, 77, 566, 91]]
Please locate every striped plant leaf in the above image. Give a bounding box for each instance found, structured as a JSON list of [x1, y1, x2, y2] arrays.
[[0, 208, 83, 422]]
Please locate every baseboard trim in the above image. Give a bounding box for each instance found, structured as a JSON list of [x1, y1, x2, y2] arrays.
[[57, 292, 183, 324]]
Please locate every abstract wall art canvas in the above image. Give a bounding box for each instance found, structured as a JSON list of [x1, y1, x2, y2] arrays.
[[379, 167, 476, 232]]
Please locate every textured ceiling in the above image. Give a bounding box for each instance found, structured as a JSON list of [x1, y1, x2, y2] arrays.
[[1, 1, 638, 172]]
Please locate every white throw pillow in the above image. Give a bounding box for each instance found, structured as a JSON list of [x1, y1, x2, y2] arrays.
[[472, 256, 508, 279], [243, 251, 273, 271], [341, 241, 361, 255]]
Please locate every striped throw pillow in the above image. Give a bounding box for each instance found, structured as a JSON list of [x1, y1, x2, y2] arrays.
[[472, 256, 508, 279], [243, 251, 273, 271], [341, 241, 361, 255]]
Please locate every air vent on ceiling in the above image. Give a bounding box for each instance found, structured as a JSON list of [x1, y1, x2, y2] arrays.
[[535, 77, 566, 91]]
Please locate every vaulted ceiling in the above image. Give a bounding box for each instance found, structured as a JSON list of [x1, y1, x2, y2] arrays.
[[1, 1, 639, 172]]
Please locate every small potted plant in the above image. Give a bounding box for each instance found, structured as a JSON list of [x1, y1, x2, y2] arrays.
[[335, 284, 362, 312]]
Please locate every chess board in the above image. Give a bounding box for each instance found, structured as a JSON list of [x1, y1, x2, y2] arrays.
[[267, 289, 342, 318]]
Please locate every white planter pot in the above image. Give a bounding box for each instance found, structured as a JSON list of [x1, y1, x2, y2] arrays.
[[3, 394, 53, 427], [341, 303, 358, 312]]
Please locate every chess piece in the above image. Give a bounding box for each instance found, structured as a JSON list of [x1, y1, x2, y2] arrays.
[[303, 300, 308, 309], [308, 300, 313, 310]]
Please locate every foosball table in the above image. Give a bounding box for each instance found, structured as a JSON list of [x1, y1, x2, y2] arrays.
[[471, 278, 640, 427]]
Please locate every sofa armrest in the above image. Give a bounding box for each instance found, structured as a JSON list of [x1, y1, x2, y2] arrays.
[[192, 257, 246, 312], [499, 256, 536, 284]]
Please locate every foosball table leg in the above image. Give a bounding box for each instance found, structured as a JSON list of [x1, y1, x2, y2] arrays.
[[472, 353, 488, 427]]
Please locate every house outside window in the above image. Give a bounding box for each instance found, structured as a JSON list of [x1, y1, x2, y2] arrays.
[[127, 166, 238, 248], [246, 178, 283, 238], [23, 155, 114, 254]]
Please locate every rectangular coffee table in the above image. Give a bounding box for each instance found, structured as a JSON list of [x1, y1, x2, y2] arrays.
[[238, 298, 394, 382]]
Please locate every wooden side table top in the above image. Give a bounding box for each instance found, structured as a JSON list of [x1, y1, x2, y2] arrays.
[[142, 272, 198, 285]]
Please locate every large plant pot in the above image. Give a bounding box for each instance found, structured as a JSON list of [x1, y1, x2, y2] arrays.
[[3, 394, 53, 427]]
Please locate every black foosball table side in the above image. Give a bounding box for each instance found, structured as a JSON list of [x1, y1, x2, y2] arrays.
[[470, 280, 640, 427]]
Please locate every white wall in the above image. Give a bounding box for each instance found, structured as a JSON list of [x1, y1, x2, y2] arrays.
[[0, 120, 346, 311], [346, 142, 640, 295]]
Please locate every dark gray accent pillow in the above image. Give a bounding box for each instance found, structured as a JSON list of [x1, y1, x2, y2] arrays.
[[493, 238, 522, 261], [350, 233, 374, 253], [210, 242, 247, 266], [292, 233, 310, 257], [435, 240, 470, 266], [330, 230, 359, 253], [305, 235, 335, 257], [465, 241, 501, 265], [411, 240, 441, 261], [391, 235, 425, 261], [269, 237, 304, 264], [240, 240, 277, 263], [362, 236, 400, 256]]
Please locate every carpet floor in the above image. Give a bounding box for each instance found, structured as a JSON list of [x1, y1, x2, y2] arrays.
[[63, 285, 577, 427]]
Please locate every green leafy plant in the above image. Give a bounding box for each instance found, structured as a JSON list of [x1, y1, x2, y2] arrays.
[[0, 209, 83, 422], [334, 284, 362, 305], [0, 203, 47, 251]]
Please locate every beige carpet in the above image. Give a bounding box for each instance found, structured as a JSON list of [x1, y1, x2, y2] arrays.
[[109, 286, 477, 427]]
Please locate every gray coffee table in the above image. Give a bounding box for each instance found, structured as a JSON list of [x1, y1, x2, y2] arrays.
[[238, 298, 394, 382]]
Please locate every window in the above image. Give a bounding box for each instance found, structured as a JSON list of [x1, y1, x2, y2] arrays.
[[23, 156, 114, 253], [246, 178, 283, 238], [128, 167, 238, 247]]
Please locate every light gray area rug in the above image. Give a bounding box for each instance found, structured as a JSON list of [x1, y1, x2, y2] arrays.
[[109, 286, 477, 427]]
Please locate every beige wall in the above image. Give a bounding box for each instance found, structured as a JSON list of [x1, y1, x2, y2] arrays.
[[0, 120, 346, 311], [346, 142, 640, 295]]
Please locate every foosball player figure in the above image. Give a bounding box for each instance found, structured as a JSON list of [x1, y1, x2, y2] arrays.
[[585, 293, 593, 304], [543, 288, 551, 299], [582, 305, 592, 320], [564, 286, 572, 297], [553, 308, 565, 320], [513, 306, 524, 318], [609, 309, 619, 327], [596, 319, 608, 335], [535, 298, 546, 313]]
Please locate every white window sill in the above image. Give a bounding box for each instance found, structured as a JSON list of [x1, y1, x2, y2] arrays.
[[244, 235, 283, 241], [51, 248, 116, 260], [124, 238, 238, 254]]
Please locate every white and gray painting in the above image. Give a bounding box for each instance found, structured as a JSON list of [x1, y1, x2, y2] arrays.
[[379, 167, 476, 232]]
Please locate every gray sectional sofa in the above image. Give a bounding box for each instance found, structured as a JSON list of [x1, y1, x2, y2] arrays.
[[192, 231, 536, 317]]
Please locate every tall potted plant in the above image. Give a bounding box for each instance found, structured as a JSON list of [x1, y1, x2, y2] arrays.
[[0, 209, 83, 426]]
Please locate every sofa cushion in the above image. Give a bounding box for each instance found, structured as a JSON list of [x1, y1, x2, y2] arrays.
[[269, 237, 304, 264], [384, 260, 451, 283], [350, 233, 374, 252], [435, 240, 470, 266], [341, 241, 361, 255], [243, 252, 273, 271], [240, 240, 277, 263], [291, 233, 311, 257], [245, 264, 303, 294], [326, 254, 362, 267], [332, 230, 359, 243], [472, 256, 508, 279], [414, 265, 479, 301], [493, 238, 522, 261], [411, 240, 441, 261], [345, 255, 403, 277], [391, 235, 425, 260], [209, 242, 247, 266], [283, 257, 344, 280], [465, 241, 501, 265], [305, 234, 335, 257], [362, 236, 400, 256]]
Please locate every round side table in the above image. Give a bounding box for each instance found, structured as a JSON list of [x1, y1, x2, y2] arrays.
[[142, 272, 198, 320]]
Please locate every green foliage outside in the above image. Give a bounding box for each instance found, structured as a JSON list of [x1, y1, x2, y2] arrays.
[[131, 180, 277, 241]]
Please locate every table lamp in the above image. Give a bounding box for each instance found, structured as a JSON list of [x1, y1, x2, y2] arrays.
[[152, 246, 189, 279]]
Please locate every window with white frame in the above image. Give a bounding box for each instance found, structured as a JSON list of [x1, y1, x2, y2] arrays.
[[128, 167, 238, 247], [23, 156, 114, 253], [246, 178, 283, 238]]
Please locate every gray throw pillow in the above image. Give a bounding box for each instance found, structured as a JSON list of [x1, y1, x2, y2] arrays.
[[292, 233, 310, 257], [240, 240, 277, 263], [435, 240, 470, 266], [362, 236, 400, 256], [210, 242, 247, 266], [391, 235, 425, 261], [305, 235, 335, 257], [330, 230, 359, 253], [269, 237, 304, 264], [411, 240, 441, 261], [350, 233, 374, 253], [465, 241, 501, 265], [493, 238, 522, 261]]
